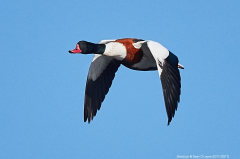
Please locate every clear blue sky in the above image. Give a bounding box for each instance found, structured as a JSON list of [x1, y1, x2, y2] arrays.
[[1, 0, 239, 158]]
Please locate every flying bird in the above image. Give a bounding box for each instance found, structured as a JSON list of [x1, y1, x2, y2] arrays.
[[69, 38, 184, 125]]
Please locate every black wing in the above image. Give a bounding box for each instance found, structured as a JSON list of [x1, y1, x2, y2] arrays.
[[84, 55, 121, 123], [160, 52, 181, 125]]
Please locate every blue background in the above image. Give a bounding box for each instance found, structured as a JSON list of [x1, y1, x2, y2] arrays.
[[1, 0, 239, 158]]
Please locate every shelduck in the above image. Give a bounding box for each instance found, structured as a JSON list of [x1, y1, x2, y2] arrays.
[[69, 38, 184, 125]]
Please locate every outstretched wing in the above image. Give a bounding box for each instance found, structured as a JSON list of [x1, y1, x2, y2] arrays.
[[160, 52, 181, 125], [141, 41, 181, 125], [84, 40, 120, 123]]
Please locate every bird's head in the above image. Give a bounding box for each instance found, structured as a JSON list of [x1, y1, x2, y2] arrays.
[[69, 41, 91, 54]]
